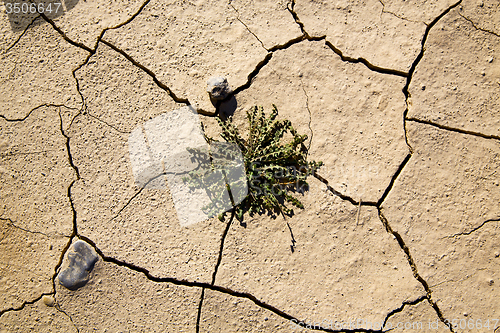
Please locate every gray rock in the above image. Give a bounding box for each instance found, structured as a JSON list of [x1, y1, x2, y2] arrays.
[[206, 76, 232, 100], [57, 240, 98, 290]]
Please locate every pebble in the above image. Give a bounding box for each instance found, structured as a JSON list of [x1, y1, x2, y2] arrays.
[[42, 295, 55, 307], [57, 240, 98, 290], [206, 76, 232, 100]]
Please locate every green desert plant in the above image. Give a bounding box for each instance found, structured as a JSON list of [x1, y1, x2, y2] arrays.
[[184, 104, 323, 222]]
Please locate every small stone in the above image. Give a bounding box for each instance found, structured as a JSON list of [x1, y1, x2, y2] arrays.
[[488, 279, 494, 286], [42, 295, 54, 307], [57, 240, 98, 290], [495, 252, 500, 257], [463, 312, 468, 317], [206, 76, 231, 100], [488, 57, 493, 63], [480, 70, 486, 76]]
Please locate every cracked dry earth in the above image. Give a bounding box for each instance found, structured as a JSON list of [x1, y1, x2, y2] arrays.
[[0, 0, 499, 332]]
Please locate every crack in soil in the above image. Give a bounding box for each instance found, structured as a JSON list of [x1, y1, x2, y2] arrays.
[[53, 303, 80, 333], [0, 293, 53, 318], [73, 235, 384, 333], [378, 210, 455, 333], [402, 0, 462, 98], [378, 0, 426, 25], [87, 112, 131, 134], [59, 112, 80, 180], [46, 112, 81, 320], [229, 1, 267, 51], [406, 117, 500, 142], [5, 0, 490, 329], [196, 210, 235, 332], [376, 153, 412, 207], [0, 110, 80, 319], [232, 53, 274, 96], [381, 295, 428, 330], [300, 81, 314, 152], [38, 13, 92, 53], [38, 0, 152, 53], [458, 12, 500, 38], [70, 52, 94, 118], [4, 15, 41, 53], [373, 2, 463, 332], [286, 0, 409, 78], [100, 39, 190, 105], [446, 217, 500, 238], [324, 41, 409, 77], [0, 103, 79, 122], [0, 217, 69, 239], [287, 0, 307, 37], [313, 172, 378, 207]]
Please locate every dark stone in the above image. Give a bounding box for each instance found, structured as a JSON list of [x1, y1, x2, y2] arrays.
[[206, 76, 232, 100], [57, 240, 98, 290]]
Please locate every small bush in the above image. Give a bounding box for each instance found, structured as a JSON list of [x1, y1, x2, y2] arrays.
[[185, 105, 322, 222]]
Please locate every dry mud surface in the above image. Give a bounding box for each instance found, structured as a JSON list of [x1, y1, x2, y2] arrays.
[[1, 0, 499, 332]]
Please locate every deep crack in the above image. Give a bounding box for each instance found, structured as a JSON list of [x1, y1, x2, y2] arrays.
[[196, 209, 235, 332], [402, 0, 462, 98], [287, 0, 308, 37], [76, 234, 383, 333], [0, 103, 78, 122], [324, 41, 408, 77], [376, 153, 412, 207], [39, 13, 92, 52], [0, 293, 53, 318], [100, 39, 189, 106], [313, 172, 378, 207], [59, 112, 80, 180], [49, 112, 81, 313], [232, 53, 274, 95], [300, 81, 314, 151], [378, 210, 454, 333], [382, 295, 428, 330], [286, 0, 409, 77], [374, 4, 467, 331], [5, 0, 488, 330]]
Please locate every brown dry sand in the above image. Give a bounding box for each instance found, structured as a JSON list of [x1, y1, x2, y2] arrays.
[[1, 0, 499, 332]]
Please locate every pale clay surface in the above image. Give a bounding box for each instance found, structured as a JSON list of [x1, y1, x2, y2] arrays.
[[1, 0, 499, 332]]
